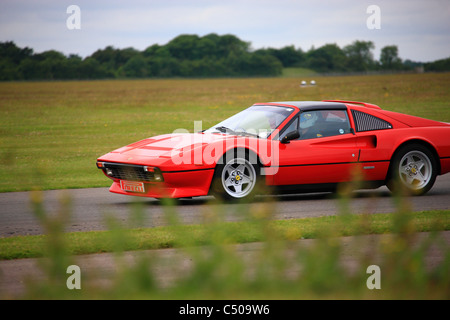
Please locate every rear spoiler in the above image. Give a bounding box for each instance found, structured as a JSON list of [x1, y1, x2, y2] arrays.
[[323, 100, 381, 110]]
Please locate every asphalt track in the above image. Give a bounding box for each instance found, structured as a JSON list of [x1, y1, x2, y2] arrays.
[[1, 174, 450, 238]]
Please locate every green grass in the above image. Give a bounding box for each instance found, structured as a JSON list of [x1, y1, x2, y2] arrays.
[[0, 210, 448, 260], [1, 73, 450, 192]]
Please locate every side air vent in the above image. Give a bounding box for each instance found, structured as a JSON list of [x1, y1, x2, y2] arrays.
[[351, 110, 392, 132]]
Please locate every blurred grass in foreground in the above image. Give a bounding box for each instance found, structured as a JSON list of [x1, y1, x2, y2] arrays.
[[0, 188, 448, 300], [0, 206, 448, 261]]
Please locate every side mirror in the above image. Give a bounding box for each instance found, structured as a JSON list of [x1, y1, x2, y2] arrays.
[[280, 130, 300, 144]]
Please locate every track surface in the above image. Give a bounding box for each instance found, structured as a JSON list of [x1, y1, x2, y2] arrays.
[[1, 175, 449, 237]]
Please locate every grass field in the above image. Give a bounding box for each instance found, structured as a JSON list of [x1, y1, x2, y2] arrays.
[[1, 72, 450, 192]]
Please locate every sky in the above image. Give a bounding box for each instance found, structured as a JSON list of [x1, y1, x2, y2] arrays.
[[0, 0, 449, 62]]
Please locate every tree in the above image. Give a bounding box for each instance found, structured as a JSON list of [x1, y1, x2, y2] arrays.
[[424, 57, 450, 72], [306, 43, 347, 72], [166, 34, 201, 60], [64, 54, 83, 79], [4, 36, 440, 80], [79, 58, 113, 79], [33, 50, 67, 79], [380, 45, 403, 70], [0, 41, 33, 64], [89, 46, 139, 72], [344, 40, 375, 71], [218, 34, 250, 58], [259, 45, 305, 67], [89, 46, 118, 71], [121, 54, 148, 78], [0, 59, 17, 80]]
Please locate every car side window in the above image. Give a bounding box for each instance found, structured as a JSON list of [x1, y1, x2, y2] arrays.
[[351, 110, 392, 132], [300, 110, 351, 140]]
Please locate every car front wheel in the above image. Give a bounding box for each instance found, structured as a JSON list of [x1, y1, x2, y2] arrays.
[[212, 153, 260, 201]]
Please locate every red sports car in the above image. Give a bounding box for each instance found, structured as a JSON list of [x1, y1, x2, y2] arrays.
[[96, 100, 450, 200]]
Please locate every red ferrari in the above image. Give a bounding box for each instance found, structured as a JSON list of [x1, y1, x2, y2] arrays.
[[96, 100, 450, 200]]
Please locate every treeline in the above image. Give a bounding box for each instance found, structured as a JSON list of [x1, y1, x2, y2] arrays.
[[0, 33, 448, 80]]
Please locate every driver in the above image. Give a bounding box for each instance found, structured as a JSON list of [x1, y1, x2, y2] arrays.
[[299, 112, 319, 139]]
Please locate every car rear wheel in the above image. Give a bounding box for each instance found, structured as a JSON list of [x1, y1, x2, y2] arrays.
[[212, 151, 260, 201], [387, 144, 437, 195]]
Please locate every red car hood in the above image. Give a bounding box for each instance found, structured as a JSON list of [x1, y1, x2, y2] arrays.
[[98, 132, 273, 170], [108, 132, 230, 158]]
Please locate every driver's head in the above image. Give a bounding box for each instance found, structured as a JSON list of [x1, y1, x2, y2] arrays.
[[300, 112, 317, 129]]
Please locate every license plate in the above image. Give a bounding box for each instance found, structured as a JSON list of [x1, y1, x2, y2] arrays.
[[120, 180, 145, 193]]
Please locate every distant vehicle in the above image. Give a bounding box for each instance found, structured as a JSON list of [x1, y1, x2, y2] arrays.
[[97, 100, 450, 200]]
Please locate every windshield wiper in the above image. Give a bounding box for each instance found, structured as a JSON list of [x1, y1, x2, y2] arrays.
[[215, 126, 260, 138], [238, 131, 260, 138], [215, 126, 237, 135]]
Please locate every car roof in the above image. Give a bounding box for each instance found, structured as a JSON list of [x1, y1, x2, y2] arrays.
[[256, 101, 347, 111]]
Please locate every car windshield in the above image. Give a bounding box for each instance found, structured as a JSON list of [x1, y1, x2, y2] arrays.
[[205, 105, 295, 138]]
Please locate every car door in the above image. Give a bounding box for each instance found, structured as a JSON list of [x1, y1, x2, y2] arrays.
[[350, 108, 395, 182], [271, 108, 360, 186]]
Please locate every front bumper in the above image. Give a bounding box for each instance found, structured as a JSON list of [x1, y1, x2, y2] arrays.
[[103, 165, 215, 198]]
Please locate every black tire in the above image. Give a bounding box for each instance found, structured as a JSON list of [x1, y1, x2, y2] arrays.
[[211, 149, 261, 201], [387, 143, 438, 196]]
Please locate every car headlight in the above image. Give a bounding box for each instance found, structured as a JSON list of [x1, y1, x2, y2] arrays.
[[144, 166, 164, 182]]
